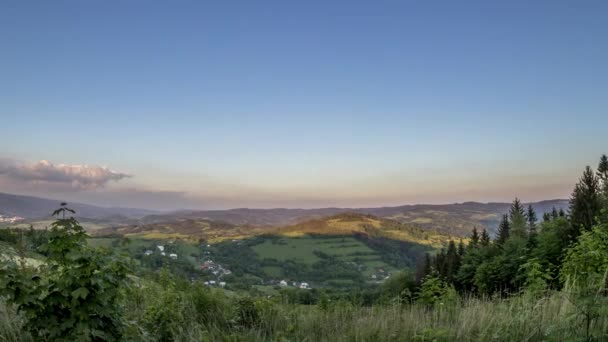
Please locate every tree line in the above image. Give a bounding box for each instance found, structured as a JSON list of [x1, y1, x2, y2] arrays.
[[417, 154, 608, 297]]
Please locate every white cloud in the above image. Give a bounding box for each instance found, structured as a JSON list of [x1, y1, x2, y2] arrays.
[[0, 159, 131, 190]]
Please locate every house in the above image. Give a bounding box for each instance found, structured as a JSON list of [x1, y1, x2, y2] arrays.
[[169, 253, 178, 259], [144, 250, 153, 256], [299, 282, 310, 289], [279, 280, 288, 287], [219, 282, 226, 287], [204, 281, 209, 286], [161, 252, 166, 256], [157, 245, 165, 252], [371, 274, 377, 279], [209, 280, 216, 285]]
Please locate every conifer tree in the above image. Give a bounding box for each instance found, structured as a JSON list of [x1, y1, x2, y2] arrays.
[[569, 165, 601, 237], [551, 207, 559, 219], [527, 205, 537, 230], [558, 208, 566, 217], [496, 214, 510, 245], [542, 212, 551, 222], [458, 239, 465, 257], [510, 198, 528, 238], [445, 240, 459, 283], [470, 227, 480, 247], [480, 228, 491, 246], [597, 154, 608, 192]]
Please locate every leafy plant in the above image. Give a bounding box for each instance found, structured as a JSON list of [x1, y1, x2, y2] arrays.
[[0, 205, 130, 341]]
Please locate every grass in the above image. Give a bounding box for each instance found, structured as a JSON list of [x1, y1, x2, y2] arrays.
[[3, 287, 605, 341]]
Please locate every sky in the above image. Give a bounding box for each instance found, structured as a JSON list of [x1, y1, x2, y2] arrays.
[[1, 1, 607, 210]]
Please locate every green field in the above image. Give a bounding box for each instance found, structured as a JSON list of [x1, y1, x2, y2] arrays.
[[252, 236, 396, 278]]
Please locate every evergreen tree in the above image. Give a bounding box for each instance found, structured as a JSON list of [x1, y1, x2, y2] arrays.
[[597, 154, 608, 193], [445, 240, 459, 283], [542, 212, 551, 222], [551, 207, 559, 219], [458, 239, 465, 257], [470, 227, 480, 247], [527, 205, 537, 231], [480, 228, 491, 246], [510, 198, 528, 238], [496, 214, 510, 245], [558, 208, 566, 217], [569, 166, 601, 237]]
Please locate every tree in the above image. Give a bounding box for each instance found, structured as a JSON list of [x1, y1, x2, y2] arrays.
[[597, 154, 608, 192], [445, 240, 460, 283], [543, 212, 551, 222], [527, 205, 537, 231], [552, 207, 559, 220], [480, 229, 491, 246], [458, 239, 465, 257], [496, 214, 510, 245], [470, 227, 480, 247], [510, 198, 528, 238], [569, 166, 602, 238]]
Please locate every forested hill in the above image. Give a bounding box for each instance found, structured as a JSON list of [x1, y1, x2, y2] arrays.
[[142, 199, 569, 236]]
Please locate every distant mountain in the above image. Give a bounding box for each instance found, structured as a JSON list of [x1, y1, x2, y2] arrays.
[[1, 191, 569, 237], [0, 192, 158, 220], [96, 212, 452, 246], [143, 199, 570, 237]]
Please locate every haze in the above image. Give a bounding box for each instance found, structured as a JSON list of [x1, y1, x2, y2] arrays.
[[1, 1, 607, 210]]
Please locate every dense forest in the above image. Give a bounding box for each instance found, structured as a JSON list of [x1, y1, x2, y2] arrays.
[[1, 154, 608, 341]]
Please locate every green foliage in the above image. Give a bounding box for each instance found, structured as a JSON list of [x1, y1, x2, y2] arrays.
[[519, 258, 551, 297], [496, 214, 510, 245], [561, 223, 608, 288], [416, 274, 456, 306], [569, 166, 602, 238], [0, 205, 130, 341]]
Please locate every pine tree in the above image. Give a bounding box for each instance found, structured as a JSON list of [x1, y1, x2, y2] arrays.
[[597, 154, 608, 192], [480, 228, 491, 246], [458, 239, 465, 257], [569, 165, 601, 237], [470, 227, 480, 247], [527, 205, 537, 231], [496, 214, 510, 245], [551, 207, 559, 219], [510, 198, 528, 238], [445, 240, 459, 283], [542, 212, 551, 222], [558, 208, 566, 217]]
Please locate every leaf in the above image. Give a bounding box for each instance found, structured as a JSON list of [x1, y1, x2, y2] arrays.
[[71, 287, 89, 300]]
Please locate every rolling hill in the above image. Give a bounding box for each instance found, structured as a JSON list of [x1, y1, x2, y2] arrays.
[[141, 200, 569, 236]]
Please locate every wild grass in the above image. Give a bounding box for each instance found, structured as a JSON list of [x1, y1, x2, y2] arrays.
[[2, 286, 606, 341]]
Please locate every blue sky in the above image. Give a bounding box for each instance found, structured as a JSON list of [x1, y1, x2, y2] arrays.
[[1, 1, 607, 210]]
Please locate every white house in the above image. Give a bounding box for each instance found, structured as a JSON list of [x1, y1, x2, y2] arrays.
[[144, 250, 153, 256], [219, 282, 226, 287], [299, 282, 310, 289], [161, 252, 166, 256], [279, 280, 288, 286], [157, 245, 165, 252], [209, 280, 216, 285], [169, 253, 178, 259], [204, 281, 209, 286]]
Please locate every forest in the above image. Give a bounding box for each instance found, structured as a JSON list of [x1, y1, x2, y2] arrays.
[[0, 154, 607, 341]]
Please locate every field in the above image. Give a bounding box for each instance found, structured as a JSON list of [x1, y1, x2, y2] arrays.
[[252, 236, 395, 278]]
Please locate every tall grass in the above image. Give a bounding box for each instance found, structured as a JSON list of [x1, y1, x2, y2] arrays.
[[2, 288, 606, 341]]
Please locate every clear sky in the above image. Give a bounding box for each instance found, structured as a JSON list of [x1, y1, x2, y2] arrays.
[[1, 1, 607, 210]]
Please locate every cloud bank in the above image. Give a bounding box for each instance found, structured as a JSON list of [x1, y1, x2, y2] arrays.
[[0, 159, 131, 190]]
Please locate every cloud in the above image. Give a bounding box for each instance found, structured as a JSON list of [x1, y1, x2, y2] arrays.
[[0, 159, 131, 190]]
